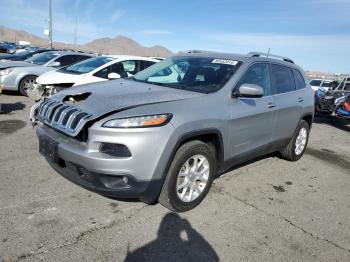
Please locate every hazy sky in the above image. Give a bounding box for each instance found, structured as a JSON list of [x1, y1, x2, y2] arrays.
[[0, 0, 349, 73]]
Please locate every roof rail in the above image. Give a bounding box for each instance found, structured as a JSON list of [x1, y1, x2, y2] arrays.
[[183, 50, 212, 54], [246, 52, 295, 64]]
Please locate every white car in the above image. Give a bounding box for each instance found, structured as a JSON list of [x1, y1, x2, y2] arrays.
[[34, 55, 159, 98], [309, 79, 334, 92]]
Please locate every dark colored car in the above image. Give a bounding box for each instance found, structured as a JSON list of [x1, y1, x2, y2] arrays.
[[0, 49, 57, 61], [0, 43, 16, 54]]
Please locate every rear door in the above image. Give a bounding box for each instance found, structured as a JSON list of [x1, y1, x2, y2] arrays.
[[229, 63, 276, 158], [270, 64, 304, 145]]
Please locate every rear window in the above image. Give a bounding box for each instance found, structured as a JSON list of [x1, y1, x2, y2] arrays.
[[310, 80, 322, 86], [321, 81, 332, 88], [292, 69, 306, 90], [271, 64, 296, 94]]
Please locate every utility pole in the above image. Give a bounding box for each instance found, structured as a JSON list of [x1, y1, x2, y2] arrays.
[[49, 0, 53, 48], [74, 17, 78, 51]]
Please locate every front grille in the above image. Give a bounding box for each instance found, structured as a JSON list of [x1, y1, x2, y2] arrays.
[[37, 99, 92, 137]]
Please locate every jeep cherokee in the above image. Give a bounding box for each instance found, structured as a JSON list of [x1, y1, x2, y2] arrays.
[[32, 51, 314, 212]]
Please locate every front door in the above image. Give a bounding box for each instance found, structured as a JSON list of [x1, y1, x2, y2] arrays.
[[228, 63, 276, 159]]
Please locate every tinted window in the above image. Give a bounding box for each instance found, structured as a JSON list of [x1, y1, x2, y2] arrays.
[[93, 62, 129, 79], [55, 55, 90, 67], [237, 63, 270, 96], [310, 80, 322, 86], [141, 60, 156, 70], [321, 81, 332, 88], [344, 83, 350, 91], [25, 51, 60, 65], [292, 69, 306, 90], [62, 56, 113, 74], [271, 64, 295, 94]]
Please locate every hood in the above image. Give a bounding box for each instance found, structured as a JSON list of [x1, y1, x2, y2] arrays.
[[52, 79, 203, 117], [37, 79, 203, 137], [37, 70, 81, 85], [0, 61, 35, 70]]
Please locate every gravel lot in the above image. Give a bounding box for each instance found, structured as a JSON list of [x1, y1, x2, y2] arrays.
[[1, 92, 350, 262]]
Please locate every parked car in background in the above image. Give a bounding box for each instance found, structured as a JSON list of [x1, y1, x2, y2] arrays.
[[309, 78, 334, 92], [315, 77, 350, 113], [31, 51, 314, 212], [0, 49, 57, 61], [0, 42, 16, 54], [32, 55, 158, 99], [334, 95, 350, 119], [0, 51, 93, 96]]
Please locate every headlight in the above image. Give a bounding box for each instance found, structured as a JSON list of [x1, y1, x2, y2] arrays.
[[0, 68, 14, 76], [103, 114, 172, 128]]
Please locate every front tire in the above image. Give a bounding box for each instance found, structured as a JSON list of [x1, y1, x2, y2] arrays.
[[158, 140, 217, 212], [19, 76, 37, 96], [280, 120, 310, 161]]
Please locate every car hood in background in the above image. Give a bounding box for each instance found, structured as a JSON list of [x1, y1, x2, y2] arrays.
[[37, 70, 82, 85], [0, 61, 35, 70], [51, 79, 203, 118]]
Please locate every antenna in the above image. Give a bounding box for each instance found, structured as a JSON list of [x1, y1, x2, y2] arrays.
[[267, 48, 270, 58]]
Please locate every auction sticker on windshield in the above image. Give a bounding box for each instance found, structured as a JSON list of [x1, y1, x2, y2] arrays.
[[212, 59, 238, 65]]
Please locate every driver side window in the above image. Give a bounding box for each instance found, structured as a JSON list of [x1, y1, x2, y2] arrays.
[[237, 63, 270, 96]]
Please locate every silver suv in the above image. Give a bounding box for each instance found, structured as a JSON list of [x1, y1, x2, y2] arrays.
[[32, 51, 314, 212]]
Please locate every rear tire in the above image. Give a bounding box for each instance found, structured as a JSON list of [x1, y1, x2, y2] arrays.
[[280, 120, 310, 161], [19, 76, 37, 96], [158, 140, 216, 212]]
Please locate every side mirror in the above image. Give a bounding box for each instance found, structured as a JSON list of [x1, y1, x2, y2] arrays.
[[232, 83, 264, 98], [49, 61, 61, 67], [108, 72, 121, 80]]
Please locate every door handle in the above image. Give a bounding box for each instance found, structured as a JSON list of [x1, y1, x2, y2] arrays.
[[297, 97, 304, 102], [267, 102, 277, 108]]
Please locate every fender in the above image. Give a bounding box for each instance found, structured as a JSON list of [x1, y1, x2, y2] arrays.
[[15, 73, 38, 90]]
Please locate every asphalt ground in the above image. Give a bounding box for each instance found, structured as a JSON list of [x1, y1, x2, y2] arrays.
[[0, 92, 349, 262]]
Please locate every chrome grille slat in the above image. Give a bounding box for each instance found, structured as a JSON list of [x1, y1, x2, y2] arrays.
[[40, 100, 55, 119], [36, 98, 92, 137], [66, 111, 82, 129], [62, 108, 78, 127], [44, 102, 61, 123], [53, 105, 70, 123], [57, 107, 75, 126], [72, 114, 92, 131], [46, 103, 63, 123]]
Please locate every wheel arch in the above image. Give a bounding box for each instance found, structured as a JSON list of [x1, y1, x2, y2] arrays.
[[166, 129, 225, 175], [17, 74, 38, 90], [301, 113, 313, 128]]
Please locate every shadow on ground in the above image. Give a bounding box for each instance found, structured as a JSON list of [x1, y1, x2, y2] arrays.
[[124, 213, 219, 262], [0, 102, 26, 114], [0, 119, 26, 135], [314, 114, 350, 132]]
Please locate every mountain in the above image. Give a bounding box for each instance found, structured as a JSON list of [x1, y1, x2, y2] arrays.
[[0, 26, 173, 57]]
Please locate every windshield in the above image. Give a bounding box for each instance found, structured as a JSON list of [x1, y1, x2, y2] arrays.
[[133, 56, 240, 93], [310, 80, 322, 86], [61, 56, 113, 74], [321, 81, 332, 88], [25, 51, 60, 65]]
